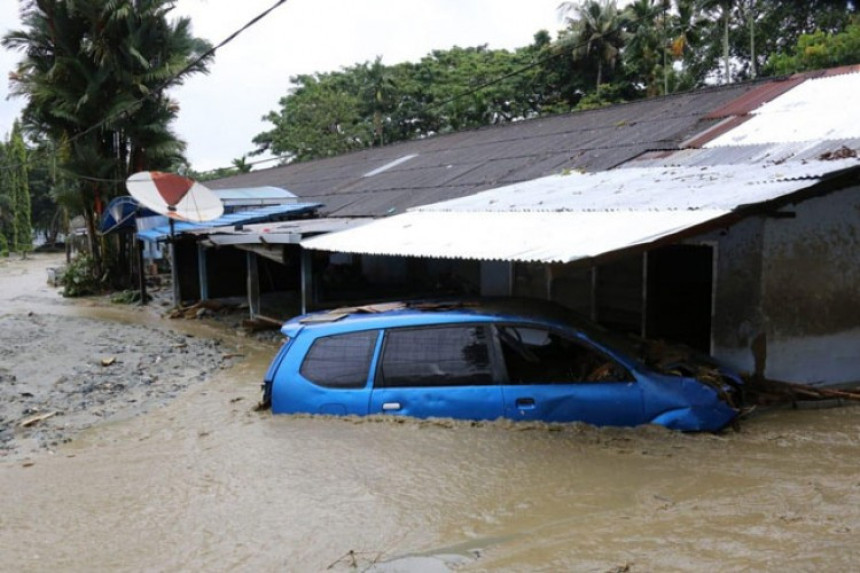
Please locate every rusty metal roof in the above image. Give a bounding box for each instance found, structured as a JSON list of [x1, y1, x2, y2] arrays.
[[704, 77, 803, 119], [705, 71, 860, 147]]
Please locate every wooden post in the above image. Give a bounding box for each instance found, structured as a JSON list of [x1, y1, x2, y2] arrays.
[[247, 251, 260, 318], [137, 237, 147, 306], [198, 244, 209, 301], [300, 248, 312, 315], [169, 219, 180, 307]]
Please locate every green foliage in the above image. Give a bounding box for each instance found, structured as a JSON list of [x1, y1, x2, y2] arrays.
[[250, 1, 857, 165], [253, 40, 580, 162], [3, 0, 213, 279], [0, 140, 10, 252], [574, 82, 632, 110], [61, 254, 101, 297], [764, 23, 860, 75], [8, 124, 33, 255], [558, 0, 630, 90], [110, 289, 151, 304]]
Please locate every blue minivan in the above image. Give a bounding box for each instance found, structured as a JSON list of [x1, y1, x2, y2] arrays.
[[262, 299, 743, 431]]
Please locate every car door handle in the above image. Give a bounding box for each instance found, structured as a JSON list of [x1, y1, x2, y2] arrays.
[[515, 398, 536, 409], [382, 402, 401, 411]]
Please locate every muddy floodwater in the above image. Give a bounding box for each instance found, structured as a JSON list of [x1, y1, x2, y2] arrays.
[[2, 255, 860, 572]]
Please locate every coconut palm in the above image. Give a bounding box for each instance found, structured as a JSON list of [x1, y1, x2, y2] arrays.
[[558, 0, 631, 92], [3, 0, 212, 278], [623, 0, 669, 96], [699, 0, 736, 83]]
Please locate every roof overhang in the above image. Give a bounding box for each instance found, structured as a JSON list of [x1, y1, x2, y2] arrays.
[[301, 159, 860, 264], [197, 217, 369, 247], [136, 202, 322, 243]]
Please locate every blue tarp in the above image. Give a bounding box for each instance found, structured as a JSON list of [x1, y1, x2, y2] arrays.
[[136, 202, 322, 243], [100, 196, 159, 234]]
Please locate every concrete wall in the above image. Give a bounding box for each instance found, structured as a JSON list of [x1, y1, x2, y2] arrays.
[[707, 184, 860, 385], [760, 184, 860, 385], [706, 217, 766, 375]]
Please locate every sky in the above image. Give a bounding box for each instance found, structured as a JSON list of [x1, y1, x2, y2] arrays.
[[0, 0, 568, 172]]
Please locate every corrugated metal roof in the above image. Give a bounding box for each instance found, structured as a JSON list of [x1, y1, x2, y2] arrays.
[[301, 210, 725, 263], [206, 82, 761, 217], [137, 202, 321, 242], [301, 159, 860, 263], [211, 186, 296, 200], [704, 77, 803, 119], [706, 71, 860, 147], [414, 160, 860, 213], [630, 140, 860, 168], [199, 218, 368, 246]]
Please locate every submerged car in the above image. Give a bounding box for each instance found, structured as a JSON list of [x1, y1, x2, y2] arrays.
[[261, 299, 743, 431]]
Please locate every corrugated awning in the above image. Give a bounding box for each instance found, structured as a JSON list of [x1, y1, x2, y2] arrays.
[[301, 159, 860, 263], [301, 210, 726, 263], [136, 203, 321, 242], [196, 217, 369, 246]]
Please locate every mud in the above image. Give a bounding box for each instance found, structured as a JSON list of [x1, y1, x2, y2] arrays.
[[2, 254, 860, 572], [0, 254, 243, 461]]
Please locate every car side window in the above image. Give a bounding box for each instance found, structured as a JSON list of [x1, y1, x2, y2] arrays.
[[497, 325, 632, 384], [378, 325, 493, 388], [300, 330, 378, 389]]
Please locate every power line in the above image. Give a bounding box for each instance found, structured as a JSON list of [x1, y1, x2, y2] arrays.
[[0, 0, 290, 175], [5, 2, 658, 179]]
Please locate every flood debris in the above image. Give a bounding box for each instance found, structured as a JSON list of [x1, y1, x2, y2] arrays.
[[818, 145, 858, 160], [167, 299, 246, 320], [101, 356, 117, 367], [747, 378, 860, 406], [19, 411, 58, 428]]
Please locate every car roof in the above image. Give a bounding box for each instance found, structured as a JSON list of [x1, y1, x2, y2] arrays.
[[280, 298, 593, 338]]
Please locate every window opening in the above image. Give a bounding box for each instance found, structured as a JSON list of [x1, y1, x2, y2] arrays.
[[300, 330, 378, 389], [497, 325, 631, 384], [379, 326, 493, 387]]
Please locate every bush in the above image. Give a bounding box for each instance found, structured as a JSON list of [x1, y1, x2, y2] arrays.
[[110, 289, 151, 304], [61, 254, 100, 297]]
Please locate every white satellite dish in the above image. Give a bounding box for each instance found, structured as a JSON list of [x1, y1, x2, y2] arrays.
[[126, 171, 223, 222]]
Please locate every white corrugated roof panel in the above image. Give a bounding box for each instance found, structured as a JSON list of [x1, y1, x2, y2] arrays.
[[414, 160, 859, 213], [705, 72, 860, 147], [301, 159, 859, 263], [301, 210, 726, 263]]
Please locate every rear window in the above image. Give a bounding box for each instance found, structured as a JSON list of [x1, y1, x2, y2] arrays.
[[300, 330, 378, 389], [378, 325, 493, 388]]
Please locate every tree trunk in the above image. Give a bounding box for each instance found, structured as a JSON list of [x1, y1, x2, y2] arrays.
[[723, 8, 730, 83]]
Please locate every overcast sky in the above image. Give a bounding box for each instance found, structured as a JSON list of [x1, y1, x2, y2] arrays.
[[0, 0, 567, 171]]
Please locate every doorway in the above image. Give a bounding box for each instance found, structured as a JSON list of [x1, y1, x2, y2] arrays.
[[645, 244, 714, 353]]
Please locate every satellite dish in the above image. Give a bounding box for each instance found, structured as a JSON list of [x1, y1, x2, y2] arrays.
[[126, 171, 223, 222]]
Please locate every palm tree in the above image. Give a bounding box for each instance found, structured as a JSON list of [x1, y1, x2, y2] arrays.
[[699, 0, 736, 83], [359, 57, 397, 147], [623, 0, 667, 96], [558, 0, 630, 92], [3, 0, 212, 279]]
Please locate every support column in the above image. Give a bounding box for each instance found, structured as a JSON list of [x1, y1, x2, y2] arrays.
[[137, 238, 147, 306], [198, 244, 209, 301], [169, 219, 180, 307], [300, 248, 313, 315], [247, 251, 260, 318]]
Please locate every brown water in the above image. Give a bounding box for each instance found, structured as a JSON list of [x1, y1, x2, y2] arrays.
[[3, 255, 860, 571]]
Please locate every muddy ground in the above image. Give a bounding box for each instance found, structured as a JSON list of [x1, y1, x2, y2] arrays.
[[3, 253, 860, 572], [0, 253, 249, 461]]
